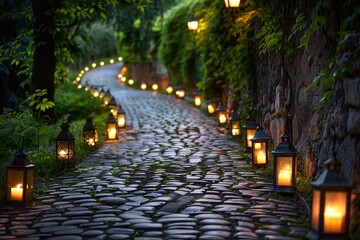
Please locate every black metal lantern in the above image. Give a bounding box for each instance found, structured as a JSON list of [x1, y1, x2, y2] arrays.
[[194, 91, 202, 107], [104, 89, 112, 105], [107, 97, 118, 117], [106, 113, 118, 140], [187, 15, 199, 31], [56, 123, 75, 168], [207, 101, 216, 114], [250, 125, 271, 166], [83, 116, 98, 146], [6, 148, 34, 206], [175, 86, 186, 99], [307, 157, 352, 239], [216, 103, 227, 126], [229, 110, 241, 137], [224, 0, 241, 8], [271, 133, 297, 193], [117, 105, 126, 129], [242, 117, 258, 152]]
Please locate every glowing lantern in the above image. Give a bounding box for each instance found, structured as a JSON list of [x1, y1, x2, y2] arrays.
[[56, 123, 75, 168], [166, 85, 174, 94], [128, 79, 134, 86], [152, 83, 159, 91], [216, 103, 227, 125], [107, 97, 118, 117], [106, 113, 118, 140], [194, 91, 202, 107], [117, 105, 126, 129], [224, 0, 241, 8], [187, 16, 199, 31], [176, 86, 186, 99], [100, 61, 104, 66], [207, 102, 216, 114], [271, 133, 297, 193], [242, 117, 257, 152], [83, 116, 98, 147], [250, 125, 271, 166], [91, 63, 96, 68], [229, 110, 241, 137], [141, 83, 147, 90]]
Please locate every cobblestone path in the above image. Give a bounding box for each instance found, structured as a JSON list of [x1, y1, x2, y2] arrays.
[[0, 63, 309, 239]]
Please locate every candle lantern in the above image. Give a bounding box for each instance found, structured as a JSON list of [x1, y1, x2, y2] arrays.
[[176, 86, 186, 99], [106, 113, 118, 140], [207, 101, 216, 114], [307, 157, 352, 239], [117, 105, 126, 129], [56, 123, 75, 168], [6, 149, 34, 206], [229, 110, 241, 137], [83, 116, 98, 146], [250, 125, 271, 166], [271, 133, 297, 193], [107, 97, 118, 117], [224, 0, 241, 8], [104, 89, 112, 105], [141, 83, 147, 90], [242, 117, 258, 152], [166, 84, 174, 95], [187, 15, 199, 31], [194, 91, 202, 107], [152, 83, 159, 91], [216, 103, 227, 126]]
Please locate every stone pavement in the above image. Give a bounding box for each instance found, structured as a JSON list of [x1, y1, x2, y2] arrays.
[[0, 63, 309, 239]]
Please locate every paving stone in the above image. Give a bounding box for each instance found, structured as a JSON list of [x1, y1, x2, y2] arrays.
[[133, 223, 163, 230]]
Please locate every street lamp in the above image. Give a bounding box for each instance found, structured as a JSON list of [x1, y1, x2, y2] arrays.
[[271, 133, 297, 193], [106, 113, 118, 140], [307, 149, 352, 239], [224, 0, 241, 8], [56, 123, 75, 169], [250, 125, 271, 166], [5, 141, 34, 206], [83, 116, 98, 147], [242, 117, 257, 152], [187, 16, 199, 31], [216, 103, 227, 126], [229, 110, 241, 137]]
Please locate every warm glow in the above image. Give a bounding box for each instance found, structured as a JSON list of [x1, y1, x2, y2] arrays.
[[278, 165, 292, 186], [85, 67, 89, 71], [59, 150, 67, 158], [108, 128, 117, 140], [218, 114, 227, 124], [86, 138, 95, 146], [118, 73, 123, 78], [194, 96, 201, 107], [92, 63, 96, 68], [77, 84, 82, 89], [100, 61, 105, 66], [141, 83, 147, 90], [232, 128, 240, 136], [93, 91, 99, 97], [247, 134, 254, 147], [76, 77, 81, 81], [118, 57, 123, 61], [85, 87, 89, 91], [121, 77, 126, 82], [177, 90, 185, 98], [11, 184, 23, 201], [152, 84, 158, 91], [254, 142, 261, 149], [187, 20, 199, 31], [118, 117, 126, 128], [166, 86, 174, 94], [208, 104, 215, 114], [257, 151, 266, 164], [80, 70, 85, 74], [224, 0, 241, 8], [110, 59, 114, 64], [128, 79, 134, 85], [324, 207, 345, 233]]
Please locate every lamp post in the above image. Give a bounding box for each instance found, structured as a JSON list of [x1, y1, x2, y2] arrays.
[[307, 150, 352, 239], [117, 105, 126, 129], [250, 125, 271, 166], [83, 116, 98, 147], [224, 0, 241, 8], [216, 103, 227, 126], [242, 117, 258, 152], [106, 113, 118, 140], [194, 91, 202, 107], [271, 133, 297, 193], [229, 110, 241, 137], [6, 142, 34, 206], [56, 123, 75, 169], [187, 15, 199, 31]]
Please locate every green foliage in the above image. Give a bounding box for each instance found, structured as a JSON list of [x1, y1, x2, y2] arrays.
[[24, 89, 55, 113]]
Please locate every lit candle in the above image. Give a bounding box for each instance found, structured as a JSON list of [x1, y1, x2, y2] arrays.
[[194, 97, 201, 106], [59, 150, 67, 158], [87, 138, 95, 146], [208, 104, 215, 114], [257, 151, 266, 164], [11, 184, 23, 201], [118, 117, 126, 128], [232, 128, 240, 136], [247, 135, 254, 147], [108, 128, 117, 139], [324, 207, 344, 233], [219, 114, 227, 124], [278, 166, 292, 185]]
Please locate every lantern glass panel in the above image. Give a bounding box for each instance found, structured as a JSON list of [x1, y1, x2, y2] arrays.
[[177, 90, 185, 99], [194, 96, 201, 106], [276, 156, 293, 186], [207, 103, 215, 114], [231, 121, 240, 136], [324, 191, 347, 234], [246, 129, 256, 148], [166, 86, 174, 94], [57, 140, 75, 160], [84, 130, 98, 146], [111, 109, 118, 118], [7, 169, 24, 201], [107, 122, 118, 140], [25, 168, 34, 202], [118, 114, 126, 128], [311, 189, 321, 231], [253, 141, 267, 164], [218, 112, 227, 124]]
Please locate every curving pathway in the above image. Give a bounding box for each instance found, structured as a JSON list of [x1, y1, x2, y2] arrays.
[[0, 63, 309, 240]]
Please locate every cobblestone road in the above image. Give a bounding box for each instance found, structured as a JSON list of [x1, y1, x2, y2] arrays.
[[0, 63, 309, 239]]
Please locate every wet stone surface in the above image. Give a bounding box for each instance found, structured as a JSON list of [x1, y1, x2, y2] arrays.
[[0, 63, 309, 239]]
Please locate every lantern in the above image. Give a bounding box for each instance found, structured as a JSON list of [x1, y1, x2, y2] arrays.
[[307, 157, 352, 239], [166, 85, 174, 95], [152, 83, 159, 91], [216, 103, 227, 126], [117, 105, 126, 129], [229, 110, 241, 137], [242, 117, 258, 152], [128, 79, 134, 85], [104, 89, 112, 105], [224, 0, 241, 8], [176, 86, 186, 99], [6, 149, 34, 206], [83, 116, 98, 146], [141, 83, 147, 90], [271, 133, 297, 193], [250, 125, 271, 166], [207, 101, 216, 114], [56, 123, 75, 168], [106, 113, 118, 140], [194, 91, 202, 107], [187, 16, 199, 31], [107, 97, 118, 117]]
